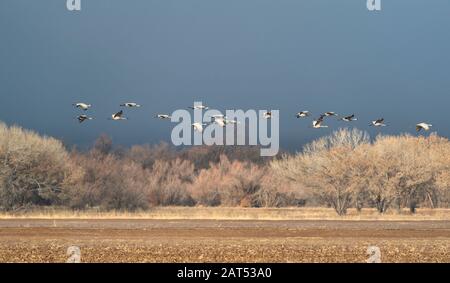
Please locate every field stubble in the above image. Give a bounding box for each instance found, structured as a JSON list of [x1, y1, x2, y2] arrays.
[[0, 208, 448, 263]]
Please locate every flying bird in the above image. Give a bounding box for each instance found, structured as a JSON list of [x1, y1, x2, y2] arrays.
[[109, 110, 127, 121], [155, 114, 171, 120], [312, 116, 328, 129], [324, 112, 337, 117], [73, 103, 91, 111], [77, 115, 93, 123], [224, 119, 239, 125], [189, 105, 209, 110], [296, 111, 310, 118], [340, 114, 357, 122], [263, 112, 272, 119], [206, 115, 225, 126], [213, 117, 226, 127], [416, 123, 432, 132], [209, 114, 226, 120], [120, 102, 141, 108], [192, 122, 207, 133], [370, 118, 387, 127], [210, 115, 239, 126]]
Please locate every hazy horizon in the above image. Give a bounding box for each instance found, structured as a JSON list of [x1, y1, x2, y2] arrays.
[[1, 0, 449, 151]]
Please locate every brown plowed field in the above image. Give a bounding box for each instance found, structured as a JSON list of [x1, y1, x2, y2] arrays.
[[0, 219, 448, 263]]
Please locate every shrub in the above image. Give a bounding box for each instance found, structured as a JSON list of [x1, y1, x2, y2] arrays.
[[0, 123, 71, 210], [62, 153, 148, 211], [125, 142, 176, 170], [189, 155, 267, 207], [146, 158, 195, 206]]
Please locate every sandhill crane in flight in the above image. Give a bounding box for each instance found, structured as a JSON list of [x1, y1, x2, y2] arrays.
[[312, 116, 328, 129], [109, 110, 127, 121], [77, 115, 93, 123], [211, 116, 239, 127], [296, 111, 310, 118], [209, 114, 226, 119], [370, 118, 387, 127], [120, 102, 141, 108], [263, 111, 272, 119], [155, 114, 171, 120], [416, 123, 432, 132], [192, 122, 207, 133], [210, 115, 227, 127], [224, 119, 239, 125], [214, 118, 226, 127], [189, 105, 209, 110], [73, 103, 91, 111], [324, 112, 337, 117], [340, 114, 357, 122]]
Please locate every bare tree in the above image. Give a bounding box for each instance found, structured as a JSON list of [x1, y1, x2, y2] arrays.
[[272, 129, 370, 215], [362, 135, 449, 213]]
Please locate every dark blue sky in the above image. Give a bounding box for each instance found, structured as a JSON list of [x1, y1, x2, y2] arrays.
[[1, 0, 449, 151]]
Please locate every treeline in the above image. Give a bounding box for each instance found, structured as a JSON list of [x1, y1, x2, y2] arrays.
[[0, 122, 449, 214], [272, 129, 450, 215]]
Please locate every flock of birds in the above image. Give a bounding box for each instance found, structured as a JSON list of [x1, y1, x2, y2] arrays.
[[72, 102, 434, 133], [293, 111, 433, 132], [298, 111, 432, 132]]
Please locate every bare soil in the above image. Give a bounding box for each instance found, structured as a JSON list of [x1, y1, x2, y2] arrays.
[[0, 219, 448, 263]]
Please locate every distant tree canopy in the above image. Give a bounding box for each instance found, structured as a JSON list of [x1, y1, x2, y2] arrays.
[[0, 122, 449, 214]]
